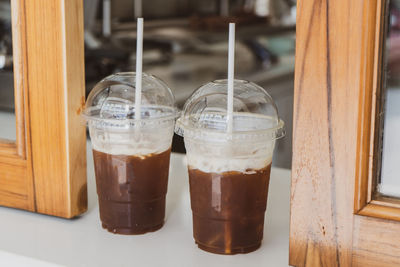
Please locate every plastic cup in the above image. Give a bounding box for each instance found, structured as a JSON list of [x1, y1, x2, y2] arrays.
[[175, 79, 284, 254], [83, 72, 177, 234]]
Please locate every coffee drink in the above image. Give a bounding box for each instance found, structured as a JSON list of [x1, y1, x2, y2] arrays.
[[93, 148, 171, 234], [188, 165, 271, 254]]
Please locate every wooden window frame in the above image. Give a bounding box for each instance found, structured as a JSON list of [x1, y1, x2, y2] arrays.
[[0, 0, 87, 218], [354, 0, 400, 221], [290, 0, 400, 266]]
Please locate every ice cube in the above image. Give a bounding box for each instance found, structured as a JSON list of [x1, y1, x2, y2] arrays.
[[100, 97, 134, 119]]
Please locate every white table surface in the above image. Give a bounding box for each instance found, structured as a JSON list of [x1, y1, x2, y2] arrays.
[[0, 133, 291, 266]]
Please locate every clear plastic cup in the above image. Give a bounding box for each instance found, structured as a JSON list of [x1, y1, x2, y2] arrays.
[[83, 72, 178, 234], [175, 79, 284, 254]]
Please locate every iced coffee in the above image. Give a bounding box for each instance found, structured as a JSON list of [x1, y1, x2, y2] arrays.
[[83, 72, 177, 234], [175, 79, 284, 254], [92, 148, 171, 234], [188, 166, 271, 254]]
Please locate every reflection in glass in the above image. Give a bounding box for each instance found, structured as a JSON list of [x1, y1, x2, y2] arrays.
[[379, 0, 400, 198], [0, 0, 15, 141]]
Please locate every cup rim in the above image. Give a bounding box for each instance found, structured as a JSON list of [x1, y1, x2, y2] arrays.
[[82, 104, 180, 124], [175, 114, 285, 142]]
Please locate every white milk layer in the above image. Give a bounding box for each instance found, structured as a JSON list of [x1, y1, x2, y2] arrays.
[[187, 154, 272, 174], [184, 138, 275, 173], [89, 123, 174, 157]]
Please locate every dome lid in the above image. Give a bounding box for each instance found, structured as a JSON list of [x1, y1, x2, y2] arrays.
[[83, 72, 178, 128], [175, 79, 285, 142]]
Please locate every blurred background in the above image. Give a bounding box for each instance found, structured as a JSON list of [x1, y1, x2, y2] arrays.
[[83, 0, 296, 168], [0, 0, 297, 168], [0, 0, 399, 172]]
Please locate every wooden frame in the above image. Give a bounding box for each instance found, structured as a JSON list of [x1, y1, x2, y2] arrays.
[[290, 0, 400, 266], [354, 0, 400, 221], [0, 0, 87, 218]]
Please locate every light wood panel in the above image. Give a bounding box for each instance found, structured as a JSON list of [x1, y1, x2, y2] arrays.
[[0, 0, 37, 212], [352, 0, 400, 222], [353, 0, 382, 212], [0, 155, 30, 210], [24, 0, 87, 217], [11, 0, 28, 158], [64, 0, 87, 216], [358, 203, 400, 222], [353, 215, 400, 267], [0, 142, 18, 157], [290, 0, 365, 264], [0, 0, 87, 218], [291, 0, 400, 266]]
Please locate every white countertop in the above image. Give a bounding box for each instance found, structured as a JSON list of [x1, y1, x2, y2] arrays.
[[0, 139, 291, 267]]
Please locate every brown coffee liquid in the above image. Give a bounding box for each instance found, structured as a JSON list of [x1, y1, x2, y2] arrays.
[[93, 148, 171, 235], [188, 164, 271, 254]]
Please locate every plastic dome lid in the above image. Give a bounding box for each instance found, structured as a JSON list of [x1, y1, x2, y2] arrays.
[[175, 79, 285, 142], [83, 72, 178, 128]]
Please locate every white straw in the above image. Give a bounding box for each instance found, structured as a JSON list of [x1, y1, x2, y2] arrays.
[[135, 18, 143, 121], [227, 23, 235, 133], [103, 0, 111, 37]]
